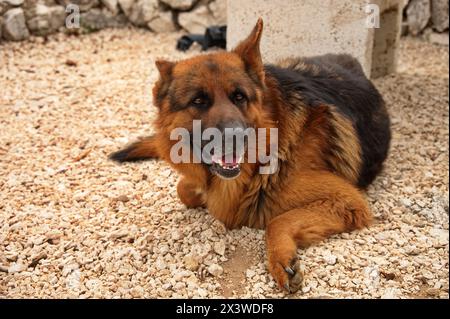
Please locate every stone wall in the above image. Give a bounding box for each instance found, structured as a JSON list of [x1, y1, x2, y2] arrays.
[[0, 0, 226, 42], [403, 0, 449, 45], [1, 0, 447, 45]]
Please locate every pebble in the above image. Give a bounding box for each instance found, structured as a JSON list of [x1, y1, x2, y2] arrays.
[[207, 264, 223, 277], [183, 255, 200, 271], [8, 262, 26, 274], [213, 240, 226, 256], [0, 29, 447, 300]]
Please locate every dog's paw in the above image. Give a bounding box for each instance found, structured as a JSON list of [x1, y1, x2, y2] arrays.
[[268, 255, 303, 293]]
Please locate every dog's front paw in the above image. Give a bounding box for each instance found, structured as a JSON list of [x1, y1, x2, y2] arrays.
[[268, 254, 303, 293]]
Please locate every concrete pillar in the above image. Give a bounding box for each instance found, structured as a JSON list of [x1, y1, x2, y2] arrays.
[[227, 0, 406, 78]]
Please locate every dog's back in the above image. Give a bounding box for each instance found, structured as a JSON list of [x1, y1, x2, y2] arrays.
[[265, 54, 391, 188]]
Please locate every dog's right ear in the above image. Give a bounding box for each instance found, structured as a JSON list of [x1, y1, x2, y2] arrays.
[[153, 59, 175, 107], [155, 59, 175, 82]]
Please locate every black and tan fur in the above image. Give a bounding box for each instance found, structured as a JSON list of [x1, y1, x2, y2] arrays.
[[110, 19, 391, 293]]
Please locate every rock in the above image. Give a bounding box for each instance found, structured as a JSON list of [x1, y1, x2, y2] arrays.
[[126, 0, 159, 27], [8, 262, 25, 273], [26, 4, 66, 36], [0, 265, 8, 273], [178, 4, 213, 34], [429, 31, 449, 45], [246, 269, 256, 279], [29, 251, 47, 267], [161, 0, 196, 11], [118, 0, 134, 16], [56, 0, 99, 12], [431, 0, 449, 32], [109, 229, 129, 239], [46, 229, 63, 244], [381, 287, 400, 299], [147, 10, 176, 32], [208, 0, 226, 25], [323, 253, 337, 265], [100, 0, 119, 15], [213, 240, 226, 256], [173, 282, 186, 291], [2, 8, 29, 41], [407, 0, 431, 36], [1, 0, 23, 6], [155, 258, 167, 270], [171, 229, 182, 240], [207, 263, 223, 277], [0, 0, 23, 16], [81, 8, 128, 31], [115, 194, 130, 202], [183, 254, 199, 271]]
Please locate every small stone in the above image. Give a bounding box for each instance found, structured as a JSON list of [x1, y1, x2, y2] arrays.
[[171, 229, 182, 241], [431, 0, 449, 32], [109, 229, 128, 239], [8, 262, 25, 273], [213, 240, 226, 256], [246, 269, 256, 279], [56, 0, 100, 12], [422, 270, 434, 280], [381, 287, 400, 299], [127, 0, 159, 27], [207, 263, 223, 277], [323, 253, 337, 265], [148, 10, 176, 33], [429, 32, 449, 46], [161, 0, 196, 11], [400, 197, 412, 207], [115, 195, 130, 202], [80, 8, 128, 31], [407, 0, 431, 35], [183, 254, 199, 271], [29, 251, 47, 267], [178, 5, 214, 34], [2, 8, 29, 41], [100, 0, 119, 15], [174, 282, 186, 291], [155, 258, 167, 270]]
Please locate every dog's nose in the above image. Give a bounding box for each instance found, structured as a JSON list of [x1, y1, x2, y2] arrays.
[[218, 121, 247, 156]]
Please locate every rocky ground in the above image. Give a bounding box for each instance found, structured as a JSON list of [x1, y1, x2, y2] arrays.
[[0, 28, 448, 299]]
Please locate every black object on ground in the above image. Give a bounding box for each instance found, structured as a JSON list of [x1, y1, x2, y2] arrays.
[[176, 26, 227, 52]]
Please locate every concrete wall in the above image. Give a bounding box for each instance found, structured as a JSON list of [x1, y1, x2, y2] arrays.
[[227, 0, 406, 78]]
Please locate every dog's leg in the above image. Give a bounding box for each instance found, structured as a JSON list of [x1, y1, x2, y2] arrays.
[[109, 136, 159, 162], [177, 178, 206, 209], [266, 174, 372, 293]]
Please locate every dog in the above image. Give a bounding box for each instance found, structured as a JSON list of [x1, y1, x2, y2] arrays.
[[110, 19, 391, 293]]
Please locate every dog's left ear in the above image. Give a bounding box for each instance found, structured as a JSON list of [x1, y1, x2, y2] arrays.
[[155, 59, 175, 82], [233, 18, 265, 85]]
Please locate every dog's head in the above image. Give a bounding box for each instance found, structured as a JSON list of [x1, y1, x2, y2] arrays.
[[153, 19, 270, 180]]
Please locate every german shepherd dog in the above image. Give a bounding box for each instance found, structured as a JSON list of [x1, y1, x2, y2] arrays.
[[110, 19, 391, 293]]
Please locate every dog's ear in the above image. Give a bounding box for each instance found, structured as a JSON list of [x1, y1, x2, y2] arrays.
[[233, 18, 265, 85], [155, 59, 175, 82], [153, 59, 175, 108]]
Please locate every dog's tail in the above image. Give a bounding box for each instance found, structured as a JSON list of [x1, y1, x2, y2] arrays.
[[109, 136, 159, 163]]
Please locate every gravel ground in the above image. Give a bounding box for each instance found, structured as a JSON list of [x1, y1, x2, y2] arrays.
[[0, 28, 448, 299]]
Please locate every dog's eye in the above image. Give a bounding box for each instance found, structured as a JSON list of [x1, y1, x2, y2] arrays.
[[232, 91, 247, 105], [190, 94, 209, 108]]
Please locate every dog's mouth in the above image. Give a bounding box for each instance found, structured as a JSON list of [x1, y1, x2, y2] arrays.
[[209, 153, 243, 180]]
